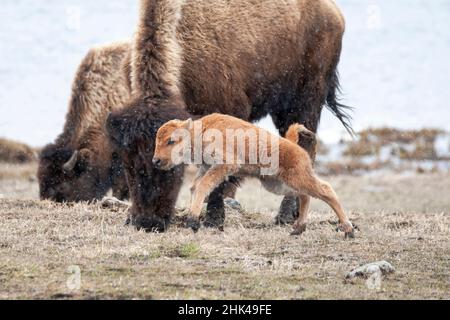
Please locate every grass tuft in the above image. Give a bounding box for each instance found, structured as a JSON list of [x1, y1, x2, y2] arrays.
[[167, 243, 200, 259]]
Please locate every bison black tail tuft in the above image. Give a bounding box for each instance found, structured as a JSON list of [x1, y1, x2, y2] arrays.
[[326, 69, 355, 137], [227, 176, 242, 189]]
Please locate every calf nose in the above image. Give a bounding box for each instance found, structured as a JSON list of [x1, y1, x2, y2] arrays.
[[153, 158, 162, 168]]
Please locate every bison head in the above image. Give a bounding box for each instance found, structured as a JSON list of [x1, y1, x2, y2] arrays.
[[38, 145, 110, 203], [106, 97, 191, 232]]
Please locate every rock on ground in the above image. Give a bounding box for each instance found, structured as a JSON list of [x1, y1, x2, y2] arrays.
[[346, 261, 395, 279], [100, 197, 130, 212]]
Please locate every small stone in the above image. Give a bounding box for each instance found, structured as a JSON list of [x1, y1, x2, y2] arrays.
[[346, 261, 395, 279], [100, 197, 130, 211], [224, 198, 242, 211]]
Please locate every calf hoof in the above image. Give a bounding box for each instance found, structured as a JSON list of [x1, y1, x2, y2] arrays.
[[345, 230, 356, 239], [186, 217, 201, 233], [337, 221, 355, 239], [291, 223, 307, 236]]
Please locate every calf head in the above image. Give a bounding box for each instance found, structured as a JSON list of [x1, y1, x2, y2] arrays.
[[106, 97, 191, 232], [38, 145, 110, 203], [153, 119, 193, 171]]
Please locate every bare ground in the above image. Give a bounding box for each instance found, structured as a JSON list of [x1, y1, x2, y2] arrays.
[[0, 163, 449, 300]]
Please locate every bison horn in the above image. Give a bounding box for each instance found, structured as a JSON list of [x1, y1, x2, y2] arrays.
[[63, 150, 79, 172]]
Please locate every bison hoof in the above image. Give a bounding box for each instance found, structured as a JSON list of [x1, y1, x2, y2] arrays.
[[186, 217, 201, 233], [130, 215, 170, 233], [275, 196, 299, 225], [203, 222, 225, 232], [203, 216, 225, 231], [291, 223, 307, 236], [204, 205, 225, 230]]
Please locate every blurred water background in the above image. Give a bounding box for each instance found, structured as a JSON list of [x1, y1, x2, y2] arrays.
[[0, 0, 449, 146]]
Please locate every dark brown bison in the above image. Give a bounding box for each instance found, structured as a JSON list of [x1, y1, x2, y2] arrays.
[[39, 42, 132, 203], [107, 0, 352, 231]]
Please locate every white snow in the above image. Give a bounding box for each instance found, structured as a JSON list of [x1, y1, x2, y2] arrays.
[[435, 134, 450, 158], [0, 0, 449, 146]]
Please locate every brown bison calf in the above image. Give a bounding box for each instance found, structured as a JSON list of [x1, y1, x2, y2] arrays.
[[153, 114, 355, 238], [38, 42, 131, 203]]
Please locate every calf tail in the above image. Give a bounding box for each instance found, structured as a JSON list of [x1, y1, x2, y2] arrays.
[[285, 124, 317, 159]]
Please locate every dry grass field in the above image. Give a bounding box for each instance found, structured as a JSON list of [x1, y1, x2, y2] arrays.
[[0, 162, 449, 300]]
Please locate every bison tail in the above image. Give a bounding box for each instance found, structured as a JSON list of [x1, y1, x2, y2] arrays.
[[132, 0, 184, 99], [325, 68, 355, 137]]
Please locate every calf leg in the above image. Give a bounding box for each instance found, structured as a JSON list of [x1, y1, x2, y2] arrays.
[[202, 98, 251, 230], [291, 195, 310, 236], [190, 165, 209, 200], [304, 177, 354, 238], [192, 166, 240, 230], [270, 38, 349, 225], [188, 166, 237, 232], [272, 112, 320, 225]]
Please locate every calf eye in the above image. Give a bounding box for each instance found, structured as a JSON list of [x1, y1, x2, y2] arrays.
[[167, 140, 175, 146]]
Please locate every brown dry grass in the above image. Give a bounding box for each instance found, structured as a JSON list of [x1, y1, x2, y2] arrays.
[[0, 138, 37, 164], [343, 128, 446, 160], [0, 164, 449, 300]]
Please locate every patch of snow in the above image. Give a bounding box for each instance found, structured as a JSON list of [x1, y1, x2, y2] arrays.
[[435, 134, 450, 158], [346, 261, 395, 279]]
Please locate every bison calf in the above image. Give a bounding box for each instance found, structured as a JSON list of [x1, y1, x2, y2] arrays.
[[153, 114, 354, 238]]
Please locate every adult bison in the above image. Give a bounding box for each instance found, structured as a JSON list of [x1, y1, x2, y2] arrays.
[[107, 0, 352, 231], [39, 42, 132, 203]]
